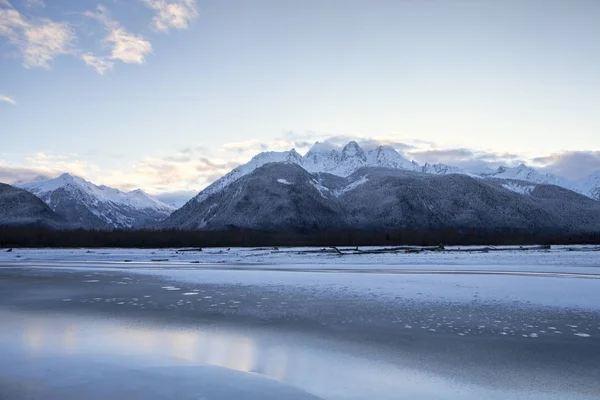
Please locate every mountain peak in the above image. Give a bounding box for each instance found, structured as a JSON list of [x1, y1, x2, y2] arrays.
[[58, 172, 75, 181], [307, 141, 336, 154], [341, 141, 366, 161]]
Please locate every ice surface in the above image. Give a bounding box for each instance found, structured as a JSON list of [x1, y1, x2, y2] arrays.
[[2, 246, 600, 309]]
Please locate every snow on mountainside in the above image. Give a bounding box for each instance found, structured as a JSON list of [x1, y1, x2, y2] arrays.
[[188, 141, 422, 206], [17, 174, 175, 229], [304, 141, 420, 175], [193, 150, 304, 204], [181, 141, 600, 209], [483, 164, 567, 187], [421, 162, 475, 177], [481, 165, 600, 200], [162, 163, 600, 233], [576, 170, 600, 200]]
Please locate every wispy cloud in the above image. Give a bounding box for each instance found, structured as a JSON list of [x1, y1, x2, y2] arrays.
[[0, 152, 98, 185], [0, 93, 16, 105], [532, 151, 600, 180], [408, 147, 525, 174], [0, 1, 75, 68], [0, 163, 53, 184], [81, 52, 114, 75], [21, 19, 75, 68], [84, 5, 152, 66], [142, 0, 198, 32]]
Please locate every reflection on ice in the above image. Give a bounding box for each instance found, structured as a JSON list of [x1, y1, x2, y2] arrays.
[[0, 309, 592, 400]]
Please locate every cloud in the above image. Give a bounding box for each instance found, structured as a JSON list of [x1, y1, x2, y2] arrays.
[[532, 151, 600, 180], [222, 140, 269, 155], [142, 0, 198, 32], [106, 27, 152, 64], [154, 190, 197, 207], [0, 164, 54, 184], [0, 1, 75, 68], [0, 93, 16, 105], [84, 5, 152, 66], [408, 147, 526, 174], [0, 152, 99, 185], [21, 19, 75, 68], [409, 148, 475, 163], [81, 52, 114, 75], [25, 152, 100, 178]]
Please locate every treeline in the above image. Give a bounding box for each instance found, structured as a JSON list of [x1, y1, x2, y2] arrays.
[[1, 226, 600, 248]]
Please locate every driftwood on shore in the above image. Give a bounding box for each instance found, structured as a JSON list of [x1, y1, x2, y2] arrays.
[[324, 244, 555, 255]]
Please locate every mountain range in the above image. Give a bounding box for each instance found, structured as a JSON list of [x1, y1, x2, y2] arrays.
[[1, 141, 600, 232], [15, 174, 175, 229], [175, 141, 600, 206]]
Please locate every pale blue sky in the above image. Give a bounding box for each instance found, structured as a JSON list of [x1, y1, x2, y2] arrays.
[[1, 0, 600, 193]]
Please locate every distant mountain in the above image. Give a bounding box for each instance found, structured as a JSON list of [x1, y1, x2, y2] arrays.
[[420, 162, 474, 177], [576, 170, 600, 201], [0, 183, 66, 228], [17, 174, 175, 229], [161, 163, 600, 234], [154, 190, 198, 208], [482, 164, 568, 187]]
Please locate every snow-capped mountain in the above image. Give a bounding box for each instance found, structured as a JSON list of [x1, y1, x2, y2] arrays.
[[17, 174, 175, 229], [482, 164, 568, 187], [303, 141, 420, 175], [189, 141, 422, 206], [168, 141, 600, 221], [161, 163, 600, 233], [0, 183, 66, 228], [576, 170, 600, 201], [421, 162, 473, 177], [481, 164, 600, 200], [179, 141, 600, 212]]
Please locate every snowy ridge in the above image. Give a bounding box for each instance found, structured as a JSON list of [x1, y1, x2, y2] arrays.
[[483, 164, 567, 187], [187, 142, 600, 204], [193, 150, 303, 204], [190, 141, 426, 205], [19, 174, 174, 214], [17, 174, 175, 229]]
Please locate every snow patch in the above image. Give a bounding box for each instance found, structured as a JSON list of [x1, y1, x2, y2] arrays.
[[501, 182, 536, 195], [277, 179, 292, 185], [334, 176, 369, 197]]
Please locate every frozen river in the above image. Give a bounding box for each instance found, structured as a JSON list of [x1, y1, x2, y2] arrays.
[[1, 247, 599, 399]]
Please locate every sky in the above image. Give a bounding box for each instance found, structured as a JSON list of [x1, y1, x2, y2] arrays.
[[1, 0, 600, 199]]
